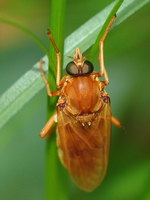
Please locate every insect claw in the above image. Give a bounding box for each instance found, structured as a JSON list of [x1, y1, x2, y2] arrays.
[[82, 123, 85, 127], [66, 78, 71, 83], [104, 81, 109, 85], [46, 28, 51, 35], [88, 122, 91, 126], [39, 60, 45, 65]]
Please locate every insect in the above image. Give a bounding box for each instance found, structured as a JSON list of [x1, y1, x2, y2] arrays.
[[39, 15, 122, 192]]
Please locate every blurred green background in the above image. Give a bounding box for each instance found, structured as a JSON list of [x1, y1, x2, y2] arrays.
[[0, 0, 150, 200]]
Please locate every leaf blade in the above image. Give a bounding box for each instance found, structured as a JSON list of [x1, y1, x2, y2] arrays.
[[0, 0, 149, 129]]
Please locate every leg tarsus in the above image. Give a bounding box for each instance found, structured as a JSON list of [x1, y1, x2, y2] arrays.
[[99, 15, 116, 83], [47, 29, 61, 88], [39, 60, 52, 97], [111, 115, 122, 127], [39, 60, 60, 97]]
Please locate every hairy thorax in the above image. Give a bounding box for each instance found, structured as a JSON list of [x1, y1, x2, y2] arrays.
[[57, 75, 106, 123]]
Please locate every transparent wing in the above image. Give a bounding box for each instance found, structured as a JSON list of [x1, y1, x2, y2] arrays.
[[57, 103, 111, 192]]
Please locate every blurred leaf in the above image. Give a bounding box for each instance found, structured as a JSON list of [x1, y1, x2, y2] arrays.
[[74, 160, 150, 200], [0, 18, 49, 57], [89, 0, 124, 61], [0, 0, 149, 130], [101, 160, 150, 200]]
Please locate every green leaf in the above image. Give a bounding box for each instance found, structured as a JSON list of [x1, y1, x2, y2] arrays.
[[89, 0, 124, 61], [0, 0, 149, 130], [0, 18, 49, 57], [75, 160, 150, 200], [100, 160, 150, 200]]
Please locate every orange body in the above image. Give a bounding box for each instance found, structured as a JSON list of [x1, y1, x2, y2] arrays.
[[56, 74, 111, 192], [64, 75, 101, 114], [40, 15, 121, 192]]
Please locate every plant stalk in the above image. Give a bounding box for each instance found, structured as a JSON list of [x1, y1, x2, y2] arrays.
[[45, 0, 68, 200]]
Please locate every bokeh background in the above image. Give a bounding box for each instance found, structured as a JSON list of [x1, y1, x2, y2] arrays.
[[0, 0, 150, 200]]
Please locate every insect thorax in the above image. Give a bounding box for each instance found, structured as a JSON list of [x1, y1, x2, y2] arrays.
[[57, 74, 109, 126]]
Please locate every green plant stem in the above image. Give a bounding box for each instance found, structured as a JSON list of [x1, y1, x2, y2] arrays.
[[0, 18, 49, 58], [46, 0, 68, 200]]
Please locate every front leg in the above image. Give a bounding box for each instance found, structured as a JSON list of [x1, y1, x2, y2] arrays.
[[111, 115, 122, 127], [39, 60, 60, 97], [47, 29, 61, 88], [98, 15, 116, 85], [40, 112, 57, 138]]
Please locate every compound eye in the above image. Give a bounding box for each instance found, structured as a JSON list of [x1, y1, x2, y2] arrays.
[[66, 61, 78, 75], [82, 60, 94, 75]]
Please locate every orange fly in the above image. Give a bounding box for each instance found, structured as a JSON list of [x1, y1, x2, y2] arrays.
[[39, 15, 122, 192]]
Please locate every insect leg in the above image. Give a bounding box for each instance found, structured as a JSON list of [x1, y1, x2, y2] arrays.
[[39, 60, 60, 97], [40, 112, 57, 138], [98, 15, 116, 85], [111, 115, 122, 127], [47, 29, 61, 88]]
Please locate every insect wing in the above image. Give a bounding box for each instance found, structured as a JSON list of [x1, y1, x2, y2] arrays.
[[57, 103, 111, 192]]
